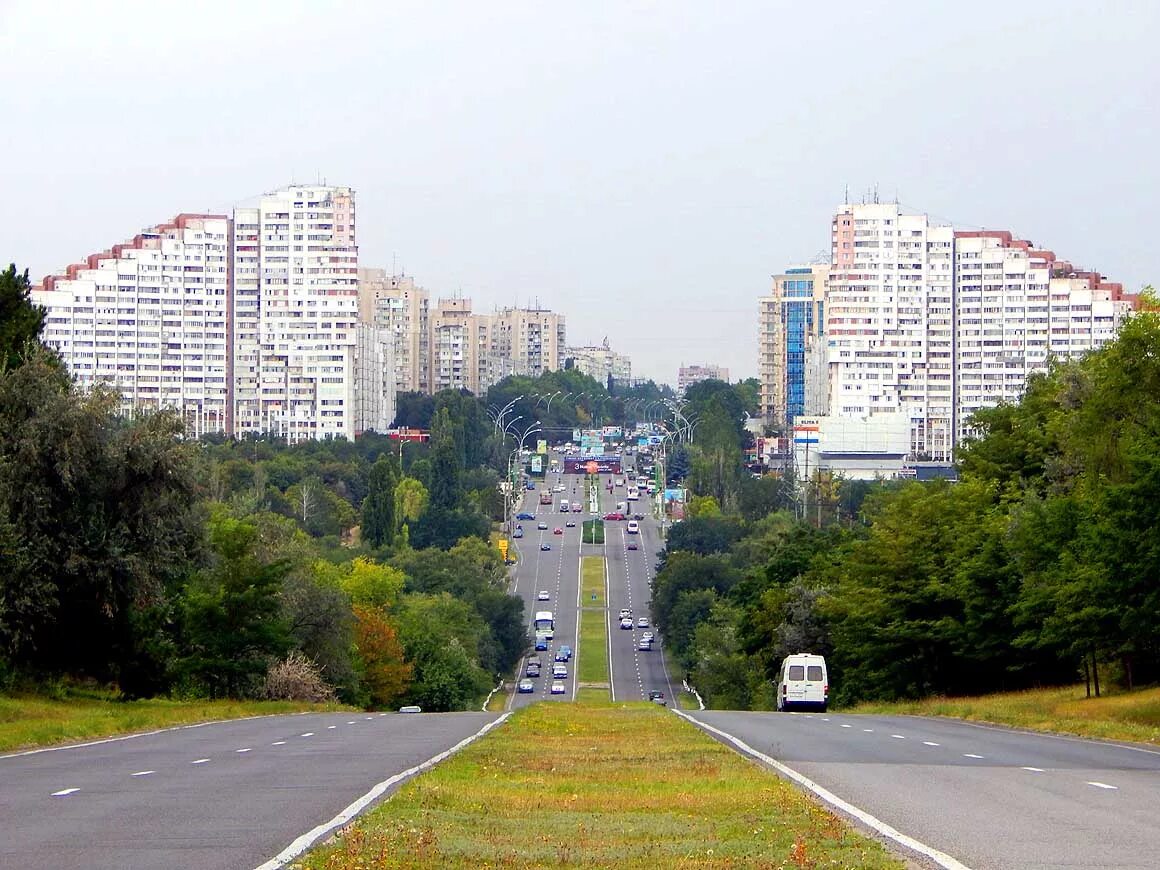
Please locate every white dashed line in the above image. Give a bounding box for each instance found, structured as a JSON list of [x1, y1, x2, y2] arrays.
[[1087, 781, 1118, 790], [963, 753, 984, 759], [891, 734, 906, 739], [364, 716, 373, 720], [840, 723, 852, 728], [52, 788, 79, 796], [191, 758, 210, 764], [300, 732, 314, 737], [1022, 766, 1044, 772], [131, 770, 155, 777], [346, 721, 356, 725], [327, 725, 337, 729], [236, 748, 252, 753], [923, 741, 941, 747], [820, 717, 830, 722], [271, 741, 286, 746], [863, 728, 874, 732]]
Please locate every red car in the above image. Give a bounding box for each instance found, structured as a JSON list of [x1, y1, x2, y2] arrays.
[[553, 527, 563, 535], [602, 512, 626, 521]]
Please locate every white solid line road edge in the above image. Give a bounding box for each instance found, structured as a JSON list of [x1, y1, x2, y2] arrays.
[[253, 712, 512, 870], [674, 711, 973, 870]]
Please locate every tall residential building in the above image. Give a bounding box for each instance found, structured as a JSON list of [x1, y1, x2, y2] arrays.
[[353, 324, 395, 434], [487, 306, 566, 379], [953, 230, 1135, 440], [427, 297, 476, 394], [357, 269, 429, 394], [36, 185, 394, 442], [828, 202, 955, 460], [232, 185, 359, 441], [36, 214, 232, 436], [758, 265, 829, 428], [566, 339, 632, 386], [678, 364, 730, 393]]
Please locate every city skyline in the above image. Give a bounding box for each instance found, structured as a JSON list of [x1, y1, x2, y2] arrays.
[[2, 1, 1156, 382]]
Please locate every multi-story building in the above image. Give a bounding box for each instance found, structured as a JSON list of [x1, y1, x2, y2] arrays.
[[36, 185, 395, 442], [353, 324, 395, 434], [566, 339, 632, 386], [678, 364, 730, 393], [357, 269, 429, 394], [953, 230, 1135, 440], [427, 297, 476, 394], [828, 202, 956, 460], [36, 214, 232, 436], [487, 307, 566, 379], [758, 265, 829, 429], [232, 185, 360, 441]]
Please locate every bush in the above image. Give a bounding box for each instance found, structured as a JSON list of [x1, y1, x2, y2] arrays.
[[262, 651, 336, 703]]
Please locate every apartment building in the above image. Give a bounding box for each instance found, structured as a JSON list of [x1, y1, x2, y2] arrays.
[[488, 307, 566, 378], [954, 230, 1134, 440], [357, 269, 429, 394], [566, 339, 632, 385], [353, 324, 395, 434], [678, 364, 730, 393], [427, 297, 476, 394], [828, 203, 955, 460], [758, 265, 829, 429], [36, 214, 232, 436]]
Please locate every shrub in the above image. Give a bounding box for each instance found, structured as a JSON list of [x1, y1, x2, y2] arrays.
[[262, 651, 336, 703]]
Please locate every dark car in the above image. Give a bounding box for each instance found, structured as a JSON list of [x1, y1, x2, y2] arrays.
[[516, 512, 535, 521], [518, 679, 534, 693], [540, 543, 551, 551], [633, 513, 645, 521], [648, 691, 667, 706], [627, 540, 639, 550], [525, 663, 541, 678], [554, 649, 568, 663]]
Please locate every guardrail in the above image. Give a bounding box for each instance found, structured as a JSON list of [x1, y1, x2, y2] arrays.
[[682, 679, 706, 711]]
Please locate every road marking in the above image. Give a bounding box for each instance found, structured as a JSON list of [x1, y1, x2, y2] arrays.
[[300, 732, 314, 737], [236, 748, 252, 753], [840, 723, 852, 728], [863, 728, 873, 732], [677, 712, 972, 870], [131, 770, 155, 777], [1022, 766, 1044, 772], [820, 717, 830, 722], [963, 753, 984, 759], [346, 721, 356, 725], [891, 734, 906, 739], [327, 725, 337, 729], [1087, 781, 1118, 790], [52, 788, 79, 796], [364, 716, 374, 720], [191, 758, 210, 764], [256, 713, 513, 870], [923, 741, 941, 747], [271, 741, 286, 746]]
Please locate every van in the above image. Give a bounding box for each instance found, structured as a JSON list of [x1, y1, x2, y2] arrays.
[[776, 653, 828, 712]]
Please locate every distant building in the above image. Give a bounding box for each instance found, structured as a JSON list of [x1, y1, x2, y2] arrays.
[[566, 338, 631, 385], [358, 269, 429, 394], [759, 265, 829, 429], [678, 363, 729, 393]]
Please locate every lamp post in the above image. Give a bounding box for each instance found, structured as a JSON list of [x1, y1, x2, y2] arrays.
[[505, 420, 542, 534]]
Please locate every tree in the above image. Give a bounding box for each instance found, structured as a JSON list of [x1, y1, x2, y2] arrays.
[[361, 455, 398, 548], [0, 264, 47, 370], [394, 476, 429, 529], [428, 408, 463, 511], [352, 605, 412, 708]]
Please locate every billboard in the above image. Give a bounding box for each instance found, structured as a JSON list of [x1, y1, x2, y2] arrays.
[[572, 428, 582, 442], [581, 430, 603, 455], [563, 454, 622, 475], [663, 488, 686, 503], [536, 439, 548, 454], [530, 454, 543, 474], [602, 426, 623, 438]]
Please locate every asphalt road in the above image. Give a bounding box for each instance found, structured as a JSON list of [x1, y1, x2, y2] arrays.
[[685, 709, 1160, 870], [0, 710, 501, 870]]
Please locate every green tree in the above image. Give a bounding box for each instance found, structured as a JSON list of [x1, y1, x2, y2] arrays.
[[428, 408, 463, 511], [361, 454, 398, 548], [0, 264, 47, 370]]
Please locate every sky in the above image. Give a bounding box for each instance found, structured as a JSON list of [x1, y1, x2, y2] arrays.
[[1, 1, 1157, 384]]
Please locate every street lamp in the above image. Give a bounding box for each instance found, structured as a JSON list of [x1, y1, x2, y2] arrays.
[[489, 395, 523, 437], [505, 420, 543, 533]]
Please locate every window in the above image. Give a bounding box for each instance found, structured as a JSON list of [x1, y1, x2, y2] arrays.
[[807, 666, 823, 681], [788, 665, 805, 681]]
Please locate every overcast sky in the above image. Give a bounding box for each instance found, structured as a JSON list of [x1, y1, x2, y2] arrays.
[[2, 1, 1156, 383]]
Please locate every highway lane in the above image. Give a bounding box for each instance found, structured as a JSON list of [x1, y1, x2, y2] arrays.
[[684, 709, 1160, 869], [0, 710, 501, 870]]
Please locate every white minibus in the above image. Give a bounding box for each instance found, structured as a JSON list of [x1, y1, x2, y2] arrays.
[[776, 653, 828, 712]]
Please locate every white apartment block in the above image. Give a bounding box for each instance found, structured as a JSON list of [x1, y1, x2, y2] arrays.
[[678, 364, 730, 393], [954, 231, 1134, 441], [428, 297, 475, 394], [357, 269, 429, 394], [829, 203, 955, 460], [353, 324, 395, 434], [566, 340, 632, 386], [488, 307, 566, 379], [232, 185, 359, 441], [35, 214, 231, 436]]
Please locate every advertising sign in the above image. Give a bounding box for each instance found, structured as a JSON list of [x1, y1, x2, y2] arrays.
[[663, 488, 686, 503], [572, 428, 582, 442], [648, 435, 663, 445], [531, 454, 543, 474], [637, 437, 649, 447], [564, 454, 623, 475], [581, 430, 603, 455], [602, 426, 623, 438], [536, 439, 548, 454]]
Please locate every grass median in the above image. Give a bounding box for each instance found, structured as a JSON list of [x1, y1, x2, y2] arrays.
[[852, 683, 1160, 745], [298, 702, 903, 869], [0, 688, 348, 752], [578, 556, 609, 694]]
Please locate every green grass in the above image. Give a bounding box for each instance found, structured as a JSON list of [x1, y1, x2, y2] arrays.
[[0, 688, 349, 752], [582, 518, 605, 544], [298, 702, 904, 869], [851, 683, 1160, 745], [581, 554, 605, 605], [578, 609, 610, 686]]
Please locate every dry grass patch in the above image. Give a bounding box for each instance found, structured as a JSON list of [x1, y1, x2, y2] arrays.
[[298, 703, 903, 869], [852, 683, 1160, 745]]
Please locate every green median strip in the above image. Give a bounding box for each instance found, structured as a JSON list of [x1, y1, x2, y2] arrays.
[[298, 703, 904, 869], [577, 555, 609, 697], [581, 554, 605, 605]]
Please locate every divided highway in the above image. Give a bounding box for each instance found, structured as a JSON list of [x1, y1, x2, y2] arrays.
[[0, 710, 500, 870], [684, 709, 1160, 869]]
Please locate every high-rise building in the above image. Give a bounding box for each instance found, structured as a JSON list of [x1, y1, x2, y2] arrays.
[[353, 324, 395, 434], [427, 297, 476, 394], [828, 202, 956, 460], [357, 269, 429, 394], [36, 214, 232, 436], [487, 307, 566, 379], [566, 339, 632, 386], [678, 364, 730, 393], [758, 265, 829, 429], [35, 185, 393, 442]]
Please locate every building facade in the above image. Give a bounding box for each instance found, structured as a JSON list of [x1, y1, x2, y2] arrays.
[[427, 297, 476, 394], [759, 265, 829, 429], [678, 363, 730, 393], [357, 269, 429, 395], [486, 307, 566, 379], [566, 339, 631, 385]]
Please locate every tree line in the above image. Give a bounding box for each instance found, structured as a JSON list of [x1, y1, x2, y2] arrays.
[[649, 305, 1160, 707]]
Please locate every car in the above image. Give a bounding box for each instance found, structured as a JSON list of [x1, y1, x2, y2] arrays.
[[537, 590, 550, 601], [554, 649, 568, 662], [516, 512, 535, 521], [615, 478, 625, 487], [552, 663, 568, 678], [641, 632, 653, 642], [633, 513, 645, 521], [565, 520, 576, 528], [603, 512, 626, 521], [638, 639, 652, 651], [518, 679, 534, 693], [513, 526, 524, 539], [619, 617, 633, 630], [627, 540, 639, 550], [525, 663, 541, 678], [399, 705, 422, 713], [637, 617, 650, 629], [619, 609, 632, 620], [537, 521, 548, 530], [553, 527, 563, 535], [534, 636, 549, 651], [627, 520, 640, 534], [526, 482, 536, 491], [648, 691, 666, 706], [553, 484, 565, 493], [558, 644, 572, 660], [551, 680, 566, 694], [540, 543, 551, 551]]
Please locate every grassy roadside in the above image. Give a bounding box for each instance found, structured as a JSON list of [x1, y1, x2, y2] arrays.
[[298, 702, 903, 869], [0, 690, 349, 753], [851, 683, 1160, 745], [578, 556, 610, 694]]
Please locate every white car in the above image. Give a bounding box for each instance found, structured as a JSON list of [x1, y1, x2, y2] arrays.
[[619, 617, 633, 630], [552, 663, 568, 679], [550, 680, 566, 694], [619, 608, 632, 620], [641, 631, 654, 642], [636, 617, 649, 629], [537, 590, 550, 601]]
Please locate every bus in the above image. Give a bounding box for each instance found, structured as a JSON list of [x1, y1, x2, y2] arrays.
[[534, 611, 554, 639]]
